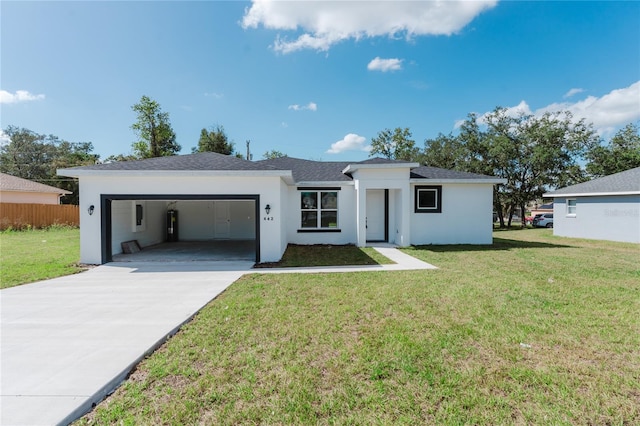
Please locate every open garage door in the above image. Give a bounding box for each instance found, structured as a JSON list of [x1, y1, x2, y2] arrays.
[[100, 194, 260, 263]]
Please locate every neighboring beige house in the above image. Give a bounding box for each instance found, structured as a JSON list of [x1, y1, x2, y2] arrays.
[[0, 173, 71, 204]]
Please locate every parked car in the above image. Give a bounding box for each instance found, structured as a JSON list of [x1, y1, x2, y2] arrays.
[[533, 213, 553, 228]]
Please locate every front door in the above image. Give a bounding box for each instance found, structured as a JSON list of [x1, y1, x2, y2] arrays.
[[366, 189, 386, 242], [214, 201, 231, 239]]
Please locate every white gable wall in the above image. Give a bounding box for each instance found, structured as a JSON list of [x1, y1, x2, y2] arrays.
[[553, 195, 640, 243], [410, 183, 494, 245]]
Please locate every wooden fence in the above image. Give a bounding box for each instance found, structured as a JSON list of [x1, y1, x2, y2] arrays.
[[0, 203, 79, 230]]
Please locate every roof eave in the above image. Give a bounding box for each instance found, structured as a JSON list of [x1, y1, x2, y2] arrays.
[[544, 191, 640, 198], [1, 188, 72, 195], [294, 181, 355, 187], [410, 178, 506, 184], [57, 169, 293, 179]]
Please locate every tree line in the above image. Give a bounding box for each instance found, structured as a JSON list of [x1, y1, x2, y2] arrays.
[[1, 96, 638, 211]]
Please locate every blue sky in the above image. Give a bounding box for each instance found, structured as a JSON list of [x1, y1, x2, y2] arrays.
[[2, 1, 639, 162]]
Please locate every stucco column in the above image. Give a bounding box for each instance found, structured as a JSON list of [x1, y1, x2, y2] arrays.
[[355, 180, 367, 247], [397, 183, 412, 247]]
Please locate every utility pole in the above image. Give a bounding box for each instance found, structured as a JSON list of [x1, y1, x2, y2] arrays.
[[246, 140, 252, 161]]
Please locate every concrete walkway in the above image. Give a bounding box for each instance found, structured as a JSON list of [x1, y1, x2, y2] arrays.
[[255, 245, 437, 274], [0, 247, 435, 426]]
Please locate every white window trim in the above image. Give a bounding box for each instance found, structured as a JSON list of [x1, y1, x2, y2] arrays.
[[414, 185, 442, 214], [566, 198, 577, 217]]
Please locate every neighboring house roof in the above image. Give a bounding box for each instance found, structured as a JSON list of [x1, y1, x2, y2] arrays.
[[544, 167, 640, 197], [59, 152, 503, 184], [0, 172, 71, 194]]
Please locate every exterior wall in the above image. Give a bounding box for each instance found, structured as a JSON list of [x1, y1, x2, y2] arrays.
[[77, 174, 285, 264], [285, 184, 357, 245], [410, 183, 494, 245], [0, 190, 61, 205], [553, 195, 640, 243]]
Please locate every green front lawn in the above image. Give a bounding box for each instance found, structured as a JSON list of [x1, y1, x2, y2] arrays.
[[257, 244, 394, 268], [78, 230, 640, 425], [0, 227, 84, 289]]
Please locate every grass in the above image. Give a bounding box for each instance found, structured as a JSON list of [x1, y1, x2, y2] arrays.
[[74, 230, 638, 424], [257, 244, 394, 268], [0, 226, 84, 289]]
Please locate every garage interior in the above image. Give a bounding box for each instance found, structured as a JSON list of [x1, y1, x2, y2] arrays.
[[103, 196, 258, 263]]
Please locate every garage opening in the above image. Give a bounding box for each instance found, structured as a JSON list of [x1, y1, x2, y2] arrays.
[[100, 194, 260, 263]]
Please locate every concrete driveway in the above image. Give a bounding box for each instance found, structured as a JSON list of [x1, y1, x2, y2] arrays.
[[0, 261, 253, 426]]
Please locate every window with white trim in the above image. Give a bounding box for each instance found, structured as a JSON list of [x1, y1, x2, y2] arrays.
[[567, 199, 576, 216], [300, 190, 338, 228], [415, 185, 442, 213]]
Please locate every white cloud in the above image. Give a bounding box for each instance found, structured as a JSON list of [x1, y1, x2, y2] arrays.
[[204, 92, 224, 99], [368, 57, 403, 72], [0, 130, 11, 146], [563, 88, 584, 99], [464, 81, 640, 133], [0, 89, 45, 104], [326, 133, 370, 154], [288, 102, 317, 111], [242, 0, 498, 53], [536, 81, 640, 130]]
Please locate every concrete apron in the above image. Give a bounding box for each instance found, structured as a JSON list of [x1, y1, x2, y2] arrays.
[[1, 261, 253, 426]]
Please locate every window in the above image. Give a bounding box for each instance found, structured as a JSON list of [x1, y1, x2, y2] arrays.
[[567, 199, 576, 216], [136, 204, 144, 226], [415, 185, 442, 213], [300, 190, 338, 229]]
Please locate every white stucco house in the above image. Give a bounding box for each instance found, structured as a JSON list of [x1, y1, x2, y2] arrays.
[[58, 152, 505, 264], [544, 167, 640, 244], [0, 172, 71, 204]]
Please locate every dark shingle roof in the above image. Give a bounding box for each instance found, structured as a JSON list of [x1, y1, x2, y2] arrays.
[[545, 167, 640, 196], [257, 157, 353, 182], [62, 152, 501, 183], [357, 158, 415, 165], [410, 166, 500, 180], [0, 173, 71, 194], [68, 152, 275, 171]]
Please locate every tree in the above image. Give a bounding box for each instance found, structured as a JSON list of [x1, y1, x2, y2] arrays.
[[422, 133, 464, 170], [131, 95, 180, 158], [369, 127, 420, 161], [192, 125, 235, 155], [103, 153, 139, 163], [262, 149, 288, 160], [456, 108, 598, 228], [0, 126, 99, 204], [586, 123, 640, 177]]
